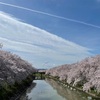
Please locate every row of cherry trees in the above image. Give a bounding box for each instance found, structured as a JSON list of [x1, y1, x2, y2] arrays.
[[46, 55, 100, 94]]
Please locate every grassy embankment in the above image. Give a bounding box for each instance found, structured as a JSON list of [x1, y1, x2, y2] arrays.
[[0, 75, 34, 100]]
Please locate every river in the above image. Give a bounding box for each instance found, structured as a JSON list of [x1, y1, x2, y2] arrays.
[[20, 79, 95, 100]]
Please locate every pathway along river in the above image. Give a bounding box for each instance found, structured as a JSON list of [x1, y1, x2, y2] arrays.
[[20, 79, 97, 100]]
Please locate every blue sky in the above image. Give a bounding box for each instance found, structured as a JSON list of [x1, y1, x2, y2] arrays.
[[0, 0, 100, 68]]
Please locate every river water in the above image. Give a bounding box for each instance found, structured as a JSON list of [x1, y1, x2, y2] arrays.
[[20, 79, 95, 100]]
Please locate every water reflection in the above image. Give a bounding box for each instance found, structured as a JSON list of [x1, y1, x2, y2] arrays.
[[20, 82, 36, 100], [20, 80, 67, 100], [45, 79, 88, 100], [20, 79, 97, 100]]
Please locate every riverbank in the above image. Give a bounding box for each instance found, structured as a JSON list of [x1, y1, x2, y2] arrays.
[[0, 50, 36, 100], [46, 55, 100, 99], [0, 74, 34, 100], [45, 75, 100, 100]]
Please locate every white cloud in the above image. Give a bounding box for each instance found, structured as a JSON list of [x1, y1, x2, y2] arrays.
[[0, 2, 100, 29], [0, 11, 92, 68]]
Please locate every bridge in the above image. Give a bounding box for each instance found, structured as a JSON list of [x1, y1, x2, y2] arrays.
[[33, 69, 46, 80]]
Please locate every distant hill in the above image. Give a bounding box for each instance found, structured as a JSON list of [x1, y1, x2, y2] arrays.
[[0, 50, 35, 85], [46, 55, 100, 94]]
